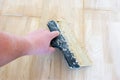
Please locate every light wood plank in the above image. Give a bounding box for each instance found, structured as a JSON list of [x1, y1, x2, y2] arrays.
[[2, 0, 24, 16], [108, 12, 120, 79], [84, 0, 120, 11], [84, 10, 120, 80], [0, 0, 4, 14]]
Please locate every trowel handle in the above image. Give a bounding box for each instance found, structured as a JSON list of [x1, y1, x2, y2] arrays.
[[47, 20, 61, 32]]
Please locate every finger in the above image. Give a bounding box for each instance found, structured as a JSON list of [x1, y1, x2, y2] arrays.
[[48, 47, 56, 53], [49, 31, 59, 40]]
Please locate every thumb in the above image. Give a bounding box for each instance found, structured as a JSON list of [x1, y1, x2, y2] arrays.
[[49, 31, 59, 40]]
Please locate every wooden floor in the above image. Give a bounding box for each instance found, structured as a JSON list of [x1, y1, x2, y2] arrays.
[[0, 0, 120, 80]]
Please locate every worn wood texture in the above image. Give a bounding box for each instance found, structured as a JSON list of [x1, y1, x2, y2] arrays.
[[0, 0, 120, 80]]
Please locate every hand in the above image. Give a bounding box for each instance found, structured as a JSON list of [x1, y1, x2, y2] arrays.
[[25, 29, 59, 55]]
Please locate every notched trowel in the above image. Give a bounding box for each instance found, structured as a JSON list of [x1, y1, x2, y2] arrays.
[[47, 20, 91, 69]]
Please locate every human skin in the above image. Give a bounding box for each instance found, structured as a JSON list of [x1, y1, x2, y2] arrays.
[[0, 29, 59, 67]]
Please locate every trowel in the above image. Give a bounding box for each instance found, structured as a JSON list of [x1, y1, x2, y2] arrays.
[[47, 20, 91, 69]]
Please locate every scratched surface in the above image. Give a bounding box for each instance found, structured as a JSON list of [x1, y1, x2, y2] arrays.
[[0, 0, 120, 80]]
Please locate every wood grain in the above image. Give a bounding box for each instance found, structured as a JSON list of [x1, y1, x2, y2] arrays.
[[0, 0, 120, 80], [84, 0, 120, 11]]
